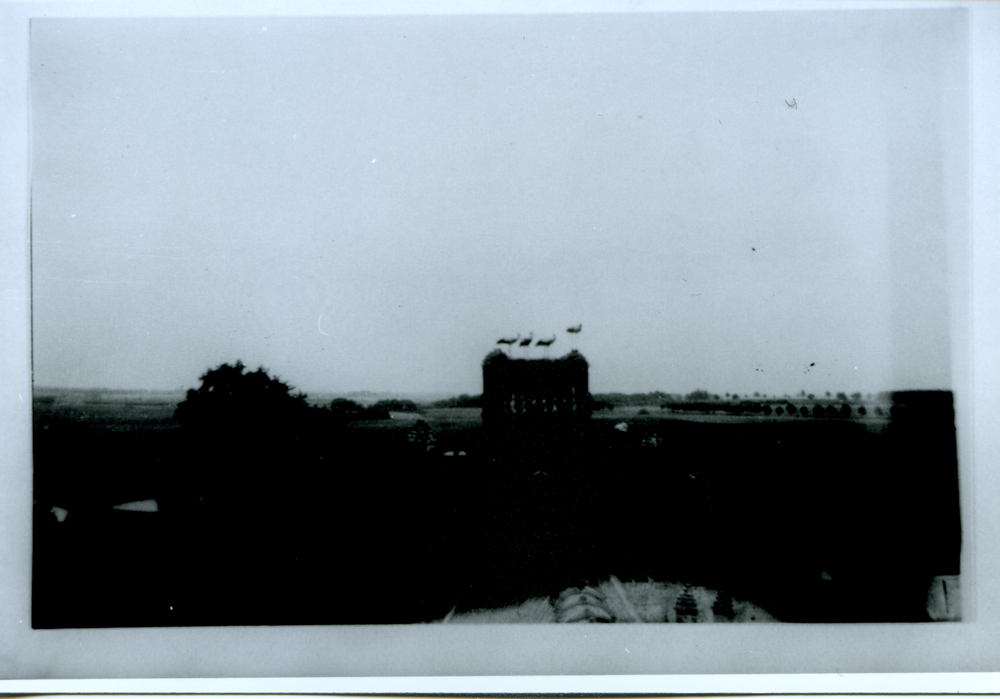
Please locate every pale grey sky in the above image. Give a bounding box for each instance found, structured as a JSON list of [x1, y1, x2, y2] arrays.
[[30, 9, 968, 397]]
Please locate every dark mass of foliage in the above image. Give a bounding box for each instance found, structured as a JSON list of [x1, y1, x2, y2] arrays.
[[148, 361, 458, 623], [171, 361, 336, 511], [661, 400, 855, 418], [174, 360, 312, 431]]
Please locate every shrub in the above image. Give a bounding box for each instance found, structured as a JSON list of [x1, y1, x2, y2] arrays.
[[173, 361, 321, 506], [175, 360, 310, 431]]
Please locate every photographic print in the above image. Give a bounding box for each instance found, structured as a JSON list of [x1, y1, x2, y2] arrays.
[[28, 7, 966, 633]]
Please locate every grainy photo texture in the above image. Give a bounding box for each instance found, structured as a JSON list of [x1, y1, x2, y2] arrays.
[[30, 10, 965, 628]]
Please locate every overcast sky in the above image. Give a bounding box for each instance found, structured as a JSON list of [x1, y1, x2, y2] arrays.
[[30, 9, 968, 397]]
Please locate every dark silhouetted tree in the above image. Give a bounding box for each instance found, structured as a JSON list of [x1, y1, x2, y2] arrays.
[[175, 360, 311, 430], [174, 361, 319, 507]]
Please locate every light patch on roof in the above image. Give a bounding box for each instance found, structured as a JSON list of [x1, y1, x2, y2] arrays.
[[112, 499, 159, 513]]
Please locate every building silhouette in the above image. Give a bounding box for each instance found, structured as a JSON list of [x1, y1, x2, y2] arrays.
[[480, 349, 591, 462], [482, 349, 590, 424]]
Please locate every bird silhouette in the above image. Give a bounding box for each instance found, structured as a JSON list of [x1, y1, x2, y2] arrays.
[[496, 333, 520, 355], [567, 324, 582, 334], [518, 332, 534, 348], [535, 335, 556, 357]]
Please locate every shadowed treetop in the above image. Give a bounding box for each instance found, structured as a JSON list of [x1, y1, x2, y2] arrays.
[[174, 360, 311, 430]]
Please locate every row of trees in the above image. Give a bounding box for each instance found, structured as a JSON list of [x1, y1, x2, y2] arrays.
[[589, 389, 884, 406], [428, 393, 482, 409], [590, 391, 678, 407], [330, 397, 422, 420], [662, 400, 885, 418], [684, 389, 893, 404]]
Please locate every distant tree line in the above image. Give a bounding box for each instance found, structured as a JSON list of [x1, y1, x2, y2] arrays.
[[664, 389, 896, 407], [328, 398, 390, 421], [332, 397, 422, 416], [661, 400, 866, 419], [370, 398, 422, 413], [428, 393, 482, 409], [589, 391, 680, 408]]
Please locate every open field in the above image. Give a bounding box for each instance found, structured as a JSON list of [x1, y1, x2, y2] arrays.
[[32, 389, 960, 627]]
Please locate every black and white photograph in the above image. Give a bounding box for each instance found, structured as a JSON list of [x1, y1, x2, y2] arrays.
[[25, 4, 969, 626], [4, 0, 1000, 684]]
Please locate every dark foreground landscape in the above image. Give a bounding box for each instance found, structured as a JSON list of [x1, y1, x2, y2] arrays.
[[32, 384, 960, 627]]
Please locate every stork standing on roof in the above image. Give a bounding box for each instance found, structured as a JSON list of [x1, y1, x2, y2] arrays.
[[566, 323, 582, 351], [518, 332, 534, 355], [496, 333, 519, 355], [535, 335, 556, 357]]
